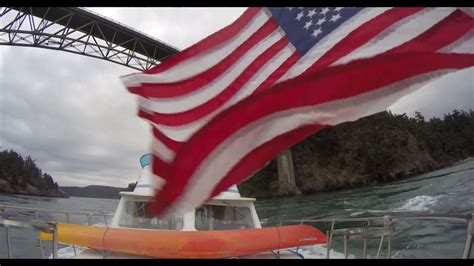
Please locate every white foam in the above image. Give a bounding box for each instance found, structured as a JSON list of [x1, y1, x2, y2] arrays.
[[299, 244, 355, 259], [394, 195, 443, 212]]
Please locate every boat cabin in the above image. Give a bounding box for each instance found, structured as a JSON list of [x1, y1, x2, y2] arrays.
[[110, 154, 262, 231]]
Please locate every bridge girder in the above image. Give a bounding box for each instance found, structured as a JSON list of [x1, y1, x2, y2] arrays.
[[0, 7, 180, 71]]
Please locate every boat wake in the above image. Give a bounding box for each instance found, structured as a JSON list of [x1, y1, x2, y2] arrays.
[[299, 244, 355, 259], [394, 195, 443, 212], [349, 195, 443, 216]]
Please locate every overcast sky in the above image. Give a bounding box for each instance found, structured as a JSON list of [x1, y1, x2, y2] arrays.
[[0, 8, 472, 188]]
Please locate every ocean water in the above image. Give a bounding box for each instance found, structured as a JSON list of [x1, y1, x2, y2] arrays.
[[0, 161, 473, 259]]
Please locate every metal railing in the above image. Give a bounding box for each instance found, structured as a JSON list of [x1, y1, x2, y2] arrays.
[[278, 213, 473, 259], [0, 206, 472, 259], [0, 217, 58, 259], [0, 204, 114, 258]]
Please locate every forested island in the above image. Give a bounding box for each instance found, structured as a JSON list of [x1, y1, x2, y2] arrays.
[[0, 150, 67, 197], [238, 110, 474, 198], [0, 149, 136, 198], [1, 109, 473, 199]]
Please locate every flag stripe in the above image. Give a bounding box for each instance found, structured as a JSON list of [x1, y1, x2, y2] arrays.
[[152, 126, 181, 152], [145, 8, 261, 75], [151, 137, 175, 163], [137, 30, 283, 114], [152, 52, 474, 215], [146, 45, 295, 141], [208, 124, 327, 199], [121, 9, 268, 87], [152, 154, 172, 181], [333, 8, 455, 65], [439, 29, 474, 53], [140, 38, 289, 126], [252, 51, 300, 95], [134, 19, 279, 98], [386, 10, 474, 54]]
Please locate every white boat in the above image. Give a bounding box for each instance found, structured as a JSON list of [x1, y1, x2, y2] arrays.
[[53, 154, 308, 259]]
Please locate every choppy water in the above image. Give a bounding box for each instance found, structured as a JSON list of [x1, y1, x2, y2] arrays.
[[0, 161, 473, 259]]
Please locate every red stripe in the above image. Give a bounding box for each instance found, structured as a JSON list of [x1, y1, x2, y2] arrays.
[[306, 7, 424, 72], [150, 52, 474, 216], [144, 38, 289, 126], [252, 51, 301, 95], [138, 112, 183, 152], [139, 111, 182, 152], [132, 19, 278, 99], [143, 8, 261, 75], [152, 126, 182, 152], [209, 124, 328, 200], [387, 10, 474, 54], [152, 154, 172, 181]]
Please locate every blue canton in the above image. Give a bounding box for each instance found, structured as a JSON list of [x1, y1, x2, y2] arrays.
[[267, 7, 363, 55]]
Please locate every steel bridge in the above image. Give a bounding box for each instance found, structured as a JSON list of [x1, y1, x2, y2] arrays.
[[0, 7, 180, 71]]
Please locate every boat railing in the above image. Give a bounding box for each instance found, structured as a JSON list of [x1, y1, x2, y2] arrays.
[[0, 204, 114, 258], [0, 217, 58, 259], [277, 213, 473, 259]]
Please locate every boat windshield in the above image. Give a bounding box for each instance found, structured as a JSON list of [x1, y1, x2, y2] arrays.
[[195, 204, 254, 231], [119, 200, 183, 230]]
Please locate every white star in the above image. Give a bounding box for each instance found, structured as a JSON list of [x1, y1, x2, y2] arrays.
[[307, 9, 317, 18], [312, 28, 323, 38], [303, 20, 313, 30], [317, 17, 326, 25], [321, 7, 330, 15], [287, 7, 293, 11], [298, 7, 304, 9], [296, 12, 304, 21], [335, 7, 344, 12], [330, 13, 341, 23]]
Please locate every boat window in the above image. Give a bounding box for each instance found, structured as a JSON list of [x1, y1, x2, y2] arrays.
[[119, 200, 183, 230], [195, 204, 254, 231]]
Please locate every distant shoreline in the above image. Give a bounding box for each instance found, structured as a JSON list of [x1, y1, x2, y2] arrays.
[[0, 191, 68, 199]]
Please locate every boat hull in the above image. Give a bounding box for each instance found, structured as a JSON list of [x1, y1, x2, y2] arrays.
[[40, 224, 326, 259]]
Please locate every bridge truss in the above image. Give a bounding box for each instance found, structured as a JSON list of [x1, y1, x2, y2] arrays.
[[0, 7, 180, 71]]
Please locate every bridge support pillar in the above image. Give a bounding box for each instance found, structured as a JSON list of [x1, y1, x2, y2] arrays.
[[277, 149, 297, 187]]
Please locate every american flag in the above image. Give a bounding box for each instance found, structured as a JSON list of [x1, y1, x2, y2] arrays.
[[121, 7, 474, 217]]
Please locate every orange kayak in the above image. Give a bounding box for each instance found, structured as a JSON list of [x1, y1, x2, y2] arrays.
[[40, 223, 326, 258]]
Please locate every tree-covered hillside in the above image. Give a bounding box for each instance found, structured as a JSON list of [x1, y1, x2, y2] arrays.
[[0, 150, 67, 197]]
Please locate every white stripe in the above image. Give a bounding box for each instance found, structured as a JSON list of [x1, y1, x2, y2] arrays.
[[334, 8, 455, 65], [151, 137, 175, 163], [120, 10, 270, 87], [165, 69, 456, 215], [138, 30, 283, 114], [277, 7, 392, 83], [458, 7, 474, 18], [148, 45, 294, 142], [439, 29, 474, 54]]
